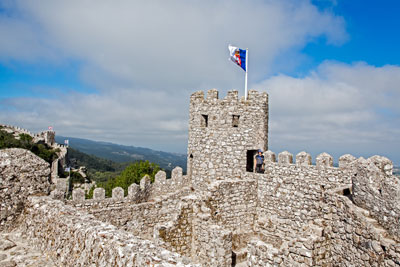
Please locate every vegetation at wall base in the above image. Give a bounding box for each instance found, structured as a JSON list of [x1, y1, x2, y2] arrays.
[[0, 129, 59, 163], [67, 147, 164, 198], [97, 160, 161, 197], [56, 135, 187, 171], [67, 147, 130, 183]]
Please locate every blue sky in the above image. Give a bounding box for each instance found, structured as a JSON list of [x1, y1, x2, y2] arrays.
[[305, 0, 400, 68], [0, 0, 399, 164]]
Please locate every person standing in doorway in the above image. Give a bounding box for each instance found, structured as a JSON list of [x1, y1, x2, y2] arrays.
[[254, 149, 264, 173]]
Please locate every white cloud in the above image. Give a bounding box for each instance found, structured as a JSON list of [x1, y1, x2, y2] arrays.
[[255, 61, 400, 163], [1, 0, 347, 87], [9, 0, 400, 164]]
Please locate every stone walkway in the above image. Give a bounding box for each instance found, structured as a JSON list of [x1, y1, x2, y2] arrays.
[[0, 231, 55, 267]]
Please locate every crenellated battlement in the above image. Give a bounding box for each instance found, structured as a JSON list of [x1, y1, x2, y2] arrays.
[[0, 124, 56, 146], [190, 89, 268, 104], [71, 167, 190, 203], [262, 150, 393, 172]]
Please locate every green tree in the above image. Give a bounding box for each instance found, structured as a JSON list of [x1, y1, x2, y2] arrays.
[[99, 160, 161, 197], [0, 129, 59, 163]]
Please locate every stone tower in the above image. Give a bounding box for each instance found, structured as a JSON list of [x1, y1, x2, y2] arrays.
[[187, 89, 269, 190]]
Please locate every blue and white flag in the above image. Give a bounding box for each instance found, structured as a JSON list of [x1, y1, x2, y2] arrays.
[[228, 45, 246, 72]]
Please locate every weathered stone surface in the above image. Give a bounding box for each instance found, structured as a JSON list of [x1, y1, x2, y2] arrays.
[[112, 186, 124, 200], [188, 89, 268, 190], [19, 196, 197, 266], [155, 170, 167, 184], [0, 148, 50, 230], [264, 150, 276, 163], [296, 151, 312, 166], [368, 155, 393, 175], [339, 154, 357, 168], [278, 151, 293, 164], [140, 175, 151, 190], [72, 188, 85, 201], [316, 152, 333, 168], [352, 157, 400, 239], [93, 187, 105, 200], [0, 231, 55, 267], [128, 183, 139, 198]]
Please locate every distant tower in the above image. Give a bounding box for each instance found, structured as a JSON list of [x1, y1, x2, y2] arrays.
[[41, 130, 56, 146], [187, 89, 269, 190]]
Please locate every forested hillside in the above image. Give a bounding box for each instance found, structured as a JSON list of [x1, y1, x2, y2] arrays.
[[56, 136, 186, 171]]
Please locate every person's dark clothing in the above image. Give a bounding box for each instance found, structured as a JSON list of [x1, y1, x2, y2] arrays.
[[255, 154, 264, 173]]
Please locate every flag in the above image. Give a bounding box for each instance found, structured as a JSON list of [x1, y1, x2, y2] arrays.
[[48, 126, 53, 131], [64, 139, 69, 146], [228, 45, 246, 72], [65, 167, 70, 172]]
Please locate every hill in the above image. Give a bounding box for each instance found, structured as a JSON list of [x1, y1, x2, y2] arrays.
[[55, 136, 187, 171], [394, 166, 400, 178]]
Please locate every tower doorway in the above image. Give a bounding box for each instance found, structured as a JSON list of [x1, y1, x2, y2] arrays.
[[246, 150, 257, 172]]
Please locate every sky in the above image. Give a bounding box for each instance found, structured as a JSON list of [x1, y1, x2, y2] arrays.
[[0, 0, 399, 165]]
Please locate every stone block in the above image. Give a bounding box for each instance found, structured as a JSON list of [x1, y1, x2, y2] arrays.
[[172, 166, 183, 185], [112, 187, 124, 200], [93, 188, 105, 200], [316, 152, 333, 167], [140, 175, 151, 190], [225, 90, 238, 100], [155, 171, 167, 184], [207, 89, 219, 100], [296, 151, 312, 166], [339, 154, 357, 168], [128, 183, 140, 198], [72, 188, 85, 201], [368, 155, 393, 175], [264, 150, 276, 163], [278, 151, 293, 165]]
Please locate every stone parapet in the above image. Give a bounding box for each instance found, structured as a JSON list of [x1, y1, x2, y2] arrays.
[[19, 196, 197, 266], [351, 157, 400, 239], [323, 188, 400, 266], [71, 167, 189, 203], [0, 148, 51, 231]]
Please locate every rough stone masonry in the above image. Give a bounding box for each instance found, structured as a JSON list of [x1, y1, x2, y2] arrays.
[[1, 89, 400, 266]]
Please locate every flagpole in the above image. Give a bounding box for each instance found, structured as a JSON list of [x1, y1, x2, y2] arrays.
[[245, 48, 248, 100]]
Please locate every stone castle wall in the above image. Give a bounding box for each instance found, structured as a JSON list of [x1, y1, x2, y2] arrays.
[[187, 89, 268, 190], [18, 196, 197, 266], [351, 157, 400, 239], [0, 124, 56, 147], [207, 179, 257, 234], [253, 151, 353, 239], [0, 124, 69, 198], [0, 148, 51, 231], [322, 187, 400, 266]]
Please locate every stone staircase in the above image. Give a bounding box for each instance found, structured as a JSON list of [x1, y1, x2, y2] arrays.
[[352, 204, 397, 247]]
